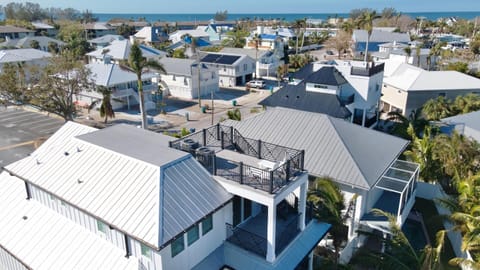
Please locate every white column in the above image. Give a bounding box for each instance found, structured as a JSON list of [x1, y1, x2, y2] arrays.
[[298, 182, 307, 231], [266, 203, 277, 262], [308, 250, 314, 270]]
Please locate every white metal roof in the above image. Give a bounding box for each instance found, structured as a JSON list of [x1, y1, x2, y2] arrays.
[[5, 122, 231, 249], [86, 62, 157, 86], [384, 62, 480, 91], [0, 172, 138, 270], [87, 39, 167, 60], [224, 108, 408, 190], [0, 48, 51, 63]]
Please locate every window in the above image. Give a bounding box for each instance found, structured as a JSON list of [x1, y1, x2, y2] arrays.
[[141, 243, 152, 258], [97, 220, 107, 234], [235, 66, 239, 72], [172, 75, 176, 81], [202, 214, 213, 235], [184, 77, 188, 86], [171, 234, 184, 257], [49, 194, 56, 201], [243, 64, 247, 71], [187, 225, 199, 246], [313, 84, 328, 89], [376, 84, 380, 91], [252, 63, 255, 69]]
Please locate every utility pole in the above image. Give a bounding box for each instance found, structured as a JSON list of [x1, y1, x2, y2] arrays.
[[211, 88, 214, 125]]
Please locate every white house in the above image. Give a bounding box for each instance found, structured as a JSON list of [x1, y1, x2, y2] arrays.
[[311, 60, 385, 127], [0, 26, 34, 40], [1, 121, 331, 270], [381, 62, 480, 116], [0, 48, 52, 81], [440, 110, 480, 142], [0, 36, 65, 52], [134, 26, 169, 44], [223, 107, 419, 263], [220, 47, 283, 78], [88, 34, 124, 49], [200, 52, 256, 87], [169, 29, 210, 44], [77, 61, 159, 110], [87, 39, 167, 64], [159, 57, 219, 99]]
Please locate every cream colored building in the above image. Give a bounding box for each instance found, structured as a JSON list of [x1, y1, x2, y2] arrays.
[[381, 62, 480, 116]]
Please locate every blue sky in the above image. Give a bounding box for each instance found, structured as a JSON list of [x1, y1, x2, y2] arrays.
[[6, 0, 480, 13]]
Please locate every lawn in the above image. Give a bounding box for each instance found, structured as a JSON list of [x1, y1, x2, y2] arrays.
[[413, 198, 459, 270]]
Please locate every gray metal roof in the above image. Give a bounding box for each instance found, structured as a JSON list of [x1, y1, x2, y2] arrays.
[[0, 36, 65, 49], [159, 57, 197, 76], [0, 48, 51, 63], [77, 124, 188, 167], [224, 108, 408, 190], [6, 122, 232, 249], [220, 47, 269, 60], [88, 34, 124, 44], [353, 29, 411, 43], [0, 25, 34, 33]]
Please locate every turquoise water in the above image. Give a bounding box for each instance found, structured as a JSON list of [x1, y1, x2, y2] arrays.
[[94, 11, 479, 22], [0, 11, 478, 22]]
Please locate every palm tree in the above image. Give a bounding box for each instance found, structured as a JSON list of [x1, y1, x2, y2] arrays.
[[182, 34, 202, 107], [422, 96, 452, 121], [96, 85, 115, 124], [222, 29, 248, 48], [438, 174, 480, 268], [253, 33, 262, 79], [276, 65, 287, 87], [340, 20, 355, 35], [357, 10, 381, 62], [227, 108, 241, 121], [122, 42, 166, 129], [386, 108, 428, 140], [404, 46, 412, 63], [415, 45, 422, 67], [349, 209, 445, 270], [452, 93, 480, 115], [308, 177, 347, 265], [404, 125, 440, 182], [292, 19, 306, 55]]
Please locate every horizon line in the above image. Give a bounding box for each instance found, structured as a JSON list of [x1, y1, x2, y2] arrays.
[[92, 10, 480, 14]]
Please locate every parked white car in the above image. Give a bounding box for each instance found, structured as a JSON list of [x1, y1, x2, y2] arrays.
[[247, 80, 266, 89]]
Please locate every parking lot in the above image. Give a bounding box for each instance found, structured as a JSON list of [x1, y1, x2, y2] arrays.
[[0, 107, 64, 167]]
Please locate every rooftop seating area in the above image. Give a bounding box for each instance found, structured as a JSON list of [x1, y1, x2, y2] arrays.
[[169, 124, 305, 194]]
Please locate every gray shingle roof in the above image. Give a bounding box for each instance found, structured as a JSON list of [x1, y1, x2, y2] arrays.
[[305, 66, 348, 86], [259, 81, 351, 119], [224, 108, 408, 190]]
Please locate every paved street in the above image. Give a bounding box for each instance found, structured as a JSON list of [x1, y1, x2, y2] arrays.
[[0, 107, 64, 167]]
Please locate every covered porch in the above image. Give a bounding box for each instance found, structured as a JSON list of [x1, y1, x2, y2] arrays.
[[361, 159, 420, 227]]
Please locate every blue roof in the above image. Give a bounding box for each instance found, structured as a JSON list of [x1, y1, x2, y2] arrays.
[[183, 36, 211, 47], [259, 34, 277, 40]]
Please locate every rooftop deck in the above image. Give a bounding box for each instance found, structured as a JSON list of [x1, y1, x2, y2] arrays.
[[170, 124, 305, 194]]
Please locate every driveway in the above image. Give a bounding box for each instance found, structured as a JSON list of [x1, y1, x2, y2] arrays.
[[0, 107, 64, 167]]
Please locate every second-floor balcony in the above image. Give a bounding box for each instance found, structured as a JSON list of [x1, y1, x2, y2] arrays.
[[169, 124, 305, 194]]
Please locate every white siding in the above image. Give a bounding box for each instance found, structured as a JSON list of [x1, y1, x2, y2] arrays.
[[160, 205, 231, 270], [30, 185, 126, 253], [0, 247, 29, 270]]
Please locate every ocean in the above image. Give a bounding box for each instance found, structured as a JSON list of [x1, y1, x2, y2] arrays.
[[0, 11, 478, 22], [92, 11, 480, 22]]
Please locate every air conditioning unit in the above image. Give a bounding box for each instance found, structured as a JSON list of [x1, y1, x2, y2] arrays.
[[180, 138, 199, 153], [195, 147, 214, 167]]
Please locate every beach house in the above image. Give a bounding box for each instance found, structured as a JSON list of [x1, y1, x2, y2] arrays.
[[0, 121, 330, 270]]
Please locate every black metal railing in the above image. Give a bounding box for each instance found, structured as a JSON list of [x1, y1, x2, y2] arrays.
[[226, 223, 268, 257], [350, 63, 385, 77], [170, 124, 305, 194], [276, 213, 301, 255]]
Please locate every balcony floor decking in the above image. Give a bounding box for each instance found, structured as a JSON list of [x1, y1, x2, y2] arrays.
[[227, 210, 302, 257], [216, 149, 262, 168]]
